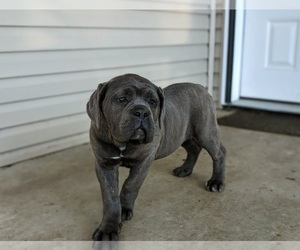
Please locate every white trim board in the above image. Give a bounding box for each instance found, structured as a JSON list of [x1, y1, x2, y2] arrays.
[[230, 99, 300, 114]]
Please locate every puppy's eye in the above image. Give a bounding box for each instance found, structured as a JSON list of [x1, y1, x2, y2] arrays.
[[150, 99, 157, 106], [117, 97, 127, 103]]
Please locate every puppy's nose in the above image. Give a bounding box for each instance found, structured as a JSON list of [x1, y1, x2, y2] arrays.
[[133, 106, 150, 118]]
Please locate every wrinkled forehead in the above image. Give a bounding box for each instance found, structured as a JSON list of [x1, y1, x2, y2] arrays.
[[109, 74, 154, 86], [107, 75, 157, 95]]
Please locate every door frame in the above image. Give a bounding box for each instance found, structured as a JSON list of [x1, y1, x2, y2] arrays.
[[221, 0, 300, 114]]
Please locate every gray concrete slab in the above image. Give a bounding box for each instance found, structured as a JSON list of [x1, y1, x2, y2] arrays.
[[0, 126, 299, 241]]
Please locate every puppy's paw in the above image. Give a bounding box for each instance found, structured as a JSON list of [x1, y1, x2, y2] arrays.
[[206, 179, 225, 192], [121, 207, 133, 222], [173, 166, 193, 177], [92, 228, 118, 241], [92, 224, 122, 241]]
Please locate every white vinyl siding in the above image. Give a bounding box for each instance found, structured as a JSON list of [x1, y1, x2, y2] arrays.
[[0, 9, 221, 167]]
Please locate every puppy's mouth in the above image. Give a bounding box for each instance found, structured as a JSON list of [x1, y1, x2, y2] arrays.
[[129, 128, 146, 145]]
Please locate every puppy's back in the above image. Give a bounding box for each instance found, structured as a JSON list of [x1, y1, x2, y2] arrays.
[[163, 82, 214, 110]]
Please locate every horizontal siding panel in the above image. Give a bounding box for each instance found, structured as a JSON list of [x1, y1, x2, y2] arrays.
[[0, 27, 209, 52], [0, 72, 101, 105], [0, 93, 90, 129], [0, 45, 208, 79], [156, 74, 207, 88], [0, 133, 89, 167], [0, 60, 207, 104], [82, 59, 208, 87], [0, 0, 215, 11], [0, 114, 89, 154], [0, 10, 209, 30]]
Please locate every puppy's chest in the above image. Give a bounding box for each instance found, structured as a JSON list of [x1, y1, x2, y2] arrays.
[[109, 156, 139, 169], [120, 158, 133, 168], [108, 146, 139, 168]]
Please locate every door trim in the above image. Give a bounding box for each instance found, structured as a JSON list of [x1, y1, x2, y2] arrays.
[[221, 0, 300, 114]]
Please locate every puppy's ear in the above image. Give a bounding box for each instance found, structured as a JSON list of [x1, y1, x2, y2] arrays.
[[157, 87, 165, 129], [86, 83, 107, 129]]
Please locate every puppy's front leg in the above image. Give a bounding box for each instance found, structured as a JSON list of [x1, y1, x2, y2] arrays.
[[93, 161, 121, 241], [120, 159, 153, 222]]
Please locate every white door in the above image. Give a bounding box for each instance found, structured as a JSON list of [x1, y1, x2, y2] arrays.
[[239, 9, 300, 103]]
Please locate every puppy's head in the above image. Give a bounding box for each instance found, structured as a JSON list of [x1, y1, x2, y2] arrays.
[[87, 74, 165, 147]]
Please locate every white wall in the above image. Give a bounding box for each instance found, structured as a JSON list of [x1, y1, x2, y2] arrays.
[[0, 9, 222, 167]]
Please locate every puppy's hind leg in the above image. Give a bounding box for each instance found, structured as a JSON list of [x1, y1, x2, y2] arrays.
[[173, 139, 202, 177], [203, 138, 226, 192]]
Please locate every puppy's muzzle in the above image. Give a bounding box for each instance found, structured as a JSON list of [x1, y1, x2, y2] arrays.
[[130, 105, 153, 143]]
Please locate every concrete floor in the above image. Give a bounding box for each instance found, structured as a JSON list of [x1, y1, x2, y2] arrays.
[[0, 113, 300, 241]]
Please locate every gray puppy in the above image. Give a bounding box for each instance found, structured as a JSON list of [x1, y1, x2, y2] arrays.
[[87, 73, 226, 241]]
